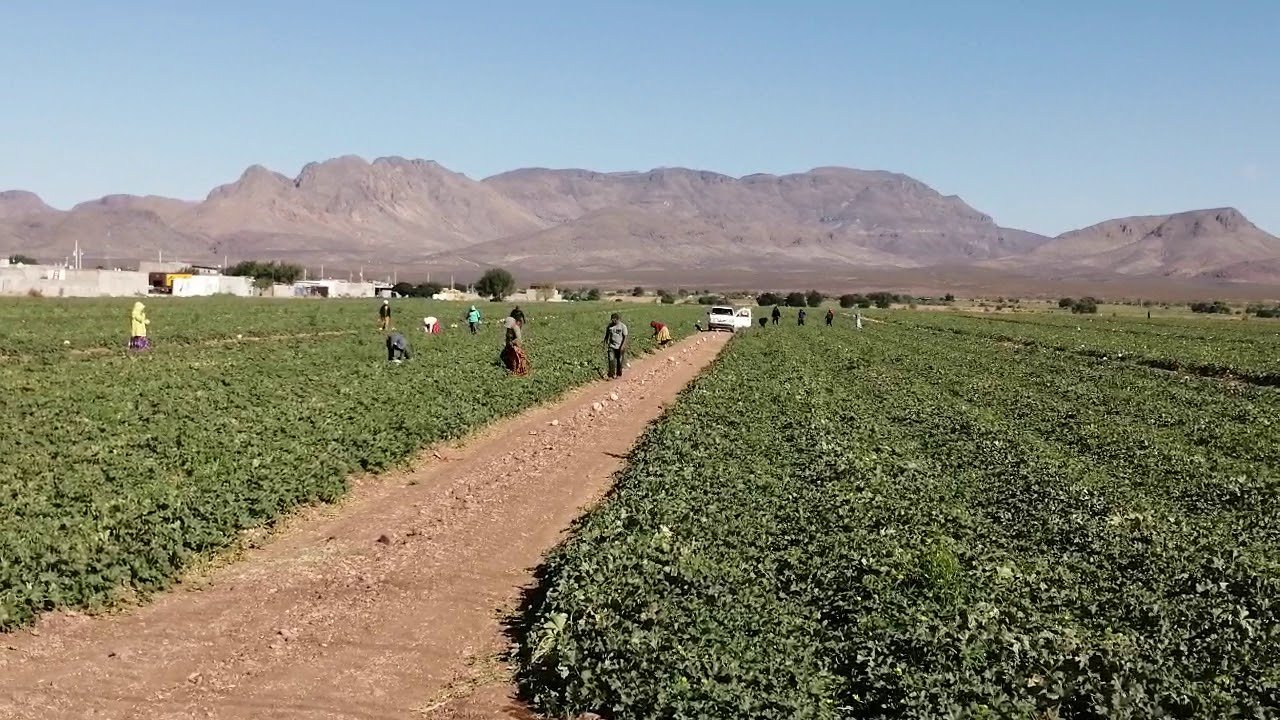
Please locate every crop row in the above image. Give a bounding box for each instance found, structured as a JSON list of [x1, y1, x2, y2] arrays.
[[518, 321, 1280, 718], [0, 297, 582, 357], [0, 301, 704, 629], [891, 311, 1280, 385]]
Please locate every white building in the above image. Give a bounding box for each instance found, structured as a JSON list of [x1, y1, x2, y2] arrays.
[[171, 275, 255, 297]]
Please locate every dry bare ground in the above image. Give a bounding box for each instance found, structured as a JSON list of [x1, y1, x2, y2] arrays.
[[0, 332, 731, 720]]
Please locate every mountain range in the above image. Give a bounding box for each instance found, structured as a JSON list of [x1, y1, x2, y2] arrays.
[[3, 156, 1279, 287]]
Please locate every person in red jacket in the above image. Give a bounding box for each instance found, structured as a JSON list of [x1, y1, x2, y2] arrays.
[[650, 320, 673, 347]]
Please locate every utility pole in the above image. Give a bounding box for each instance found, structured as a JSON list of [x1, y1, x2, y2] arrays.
[[320, 264, 324, 280], [359, 266, 364, 283]]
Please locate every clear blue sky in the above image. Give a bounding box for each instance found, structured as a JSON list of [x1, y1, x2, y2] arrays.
[[2, 0, 1277, 235]]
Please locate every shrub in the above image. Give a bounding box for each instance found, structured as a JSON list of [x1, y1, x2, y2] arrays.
[[1190, 301, 1232, 315], [757, 292, 783, 307], [785, 292, 807, 308], [1071, 297, 1099, 314], [805, 290, 825, 307]]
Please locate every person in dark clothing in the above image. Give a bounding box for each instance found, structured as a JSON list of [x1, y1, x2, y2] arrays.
[[501, 317, 529, 375], [604, 313, 628, 379], [378, 300, 392, 331], [825, 308, 835, 326], [771, 305, 782, 325], [386, 331, 410, 362], [510, 306, 526, 326], [798, 309, 807, 326]]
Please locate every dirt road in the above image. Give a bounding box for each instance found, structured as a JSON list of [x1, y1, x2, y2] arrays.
[[0, 332, 730, 720]]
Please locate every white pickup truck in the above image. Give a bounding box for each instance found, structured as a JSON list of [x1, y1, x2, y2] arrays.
[[706, 306, 753, 332]]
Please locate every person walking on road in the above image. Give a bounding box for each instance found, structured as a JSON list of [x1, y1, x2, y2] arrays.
[[798, 308, 807, 326], [378, 300, 392, 331], [466, 305, 482, 335], [604, 313, 628, 380], [771, 305, 782, 326], [129, 301, 151, 351], [825, 308, 835, 326]]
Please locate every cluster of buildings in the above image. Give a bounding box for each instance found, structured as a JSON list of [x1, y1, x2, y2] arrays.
[[0, 258, 562, 302]]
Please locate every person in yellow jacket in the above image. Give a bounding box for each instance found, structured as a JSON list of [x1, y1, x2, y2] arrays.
[[129, 301, 151, 350]]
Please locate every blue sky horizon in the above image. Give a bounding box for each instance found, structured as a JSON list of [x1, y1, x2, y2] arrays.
[[2, 1, 1277, 236]]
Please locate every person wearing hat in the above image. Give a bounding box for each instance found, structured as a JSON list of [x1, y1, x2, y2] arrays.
[[378, 299, 392, 331]]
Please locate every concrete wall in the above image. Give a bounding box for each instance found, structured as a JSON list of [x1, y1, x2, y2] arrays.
[[0, 266, 150, 297], [172, 275, 255, 297]]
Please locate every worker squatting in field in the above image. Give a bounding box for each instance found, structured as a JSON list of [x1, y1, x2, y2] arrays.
[[386, 331, 410, 362]]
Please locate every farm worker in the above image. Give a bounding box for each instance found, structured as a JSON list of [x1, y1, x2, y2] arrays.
[[466, 305, 482, 335], [386, 331, 411, 362], [509, 305, 526, 327], [798, 308, 807, 326], [422, 316, 441, 334], [604, 313, 628, 380], [650, 320, 673, 347], [500, 317, 529, 375], [856, 313, 864, 330], [378, 300, 392, 331], [771, 305, 782, 325], [129, 301, 151, 350], [825, 308, 835, 326]]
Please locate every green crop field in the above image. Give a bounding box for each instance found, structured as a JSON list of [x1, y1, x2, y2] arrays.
[[893, 310, 1280, 385], [0, 297, 703, 629], [518, 314, 1280, 718]]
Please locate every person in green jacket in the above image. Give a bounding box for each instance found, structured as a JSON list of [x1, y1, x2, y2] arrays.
[[466, 305, 482, 335]]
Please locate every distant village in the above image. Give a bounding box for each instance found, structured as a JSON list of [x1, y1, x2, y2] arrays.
[[0, 256, 566, 303]]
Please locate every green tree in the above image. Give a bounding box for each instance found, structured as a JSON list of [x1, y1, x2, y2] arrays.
[[586, 288, 602, 301], [785, 292, 807, 308], [1071, 297, 1099, 314], [391, 281, 415, 297], [476, 267, 516, 301], [757, 292, 783, 306], [867, 291, 895, 309], [227, 260, 303, 284], [415, 282, 443, 298], [1058, 297, 1075, 309], [631, 286, 646, 297], [805, 290, 825, 307], [7, 254, 39, 265]]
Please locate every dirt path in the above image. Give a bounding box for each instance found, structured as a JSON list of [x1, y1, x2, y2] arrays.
[[0, 332, 730, 720]]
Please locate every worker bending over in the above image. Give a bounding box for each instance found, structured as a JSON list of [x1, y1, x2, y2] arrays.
[[386, 331, 411, 363]]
